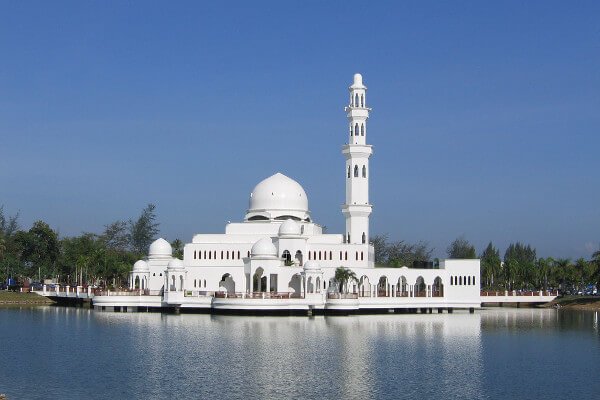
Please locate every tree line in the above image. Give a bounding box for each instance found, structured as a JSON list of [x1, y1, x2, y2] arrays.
[[373, 234, 600, 292], [2, 204, 598, 293], [0, 204, 183, 289]]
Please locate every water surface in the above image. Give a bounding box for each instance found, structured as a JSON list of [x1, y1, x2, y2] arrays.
[[0, 307, 598, 399]]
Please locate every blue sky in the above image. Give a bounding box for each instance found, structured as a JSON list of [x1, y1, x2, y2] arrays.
[[0, 1, 598, 260]]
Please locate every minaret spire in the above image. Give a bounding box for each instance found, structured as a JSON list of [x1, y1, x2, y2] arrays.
[[342, 73, 373, 245]]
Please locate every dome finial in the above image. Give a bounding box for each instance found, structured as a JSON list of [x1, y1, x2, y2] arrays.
[[353, 73, 363, 85]]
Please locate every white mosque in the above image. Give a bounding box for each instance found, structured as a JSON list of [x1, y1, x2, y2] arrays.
[[93, 74, 481, 314]]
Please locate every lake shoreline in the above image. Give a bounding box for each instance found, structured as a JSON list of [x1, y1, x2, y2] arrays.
[[544, 295, 600, 311], [0, 292, 55, 305]]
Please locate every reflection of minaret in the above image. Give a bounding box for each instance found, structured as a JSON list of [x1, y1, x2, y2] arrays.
[[342, 73, 373, 245]]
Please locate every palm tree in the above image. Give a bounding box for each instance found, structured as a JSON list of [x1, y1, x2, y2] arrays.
[[334, 267, 357, 294]]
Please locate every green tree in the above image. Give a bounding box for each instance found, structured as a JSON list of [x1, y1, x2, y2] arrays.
[[100, 220, 130, 252], [14, 221, 60, 280], [504, 242, 536, 290], [480, 242, 500, 289], [447, 236, 476, 259], [129, 204, 160, 255], [334, 267, 357, 293], [171, 239, 184, 259]]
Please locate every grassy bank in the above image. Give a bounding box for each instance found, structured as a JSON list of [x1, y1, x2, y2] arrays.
[[545, 295, 600, 310], [0, 291, 55, 305]]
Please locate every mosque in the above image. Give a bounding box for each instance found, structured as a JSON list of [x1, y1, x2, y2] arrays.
[[93, 74, 481, 314]]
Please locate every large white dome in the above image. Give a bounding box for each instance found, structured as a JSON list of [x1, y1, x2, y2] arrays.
[[246, 173, 310, 221], [149, 238, 172, 257]]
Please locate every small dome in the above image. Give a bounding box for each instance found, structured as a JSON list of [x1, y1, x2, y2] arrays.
[[149, 238, 172, 257], [133, 260, 149, 271], [167, 258, 184, 270], [303, 261, 321, 271], [246, 173, 310, 221], [278, 219, 301, 236], [350, 73, 366, 89], [251, 237, 278, 258]]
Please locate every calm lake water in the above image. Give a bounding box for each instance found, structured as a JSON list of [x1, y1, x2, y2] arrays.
[[0, 307, 599, 399]]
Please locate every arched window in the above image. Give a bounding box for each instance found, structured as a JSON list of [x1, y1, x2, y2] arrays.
[[361, 252, 364, 261], [282, 250, 291, 264], [347, 166, 351, 178], [194, 250, 196, 259], [361, 124, 364, 136], [473, 275, 476, 285], [295, 250, 303, 266], [350, 125, 353, 136], [308, 251, 311, 260], [203, 251, 207, 259], [345, 251, 348, 261], [360, 94, 364, 107], [459, 276, 462, 285], [468, 276, 471, 285], [362, 165, 367, 178], [339, 251, 342, 259], [208, 251, 212, 260], [354, 165, 359, 177], [347, 233, 351, 243], [318, 251, 321, 260], [329, 251, 332, 260], [355, 93, 359, 107], [354, 123, 359, 136], [362, 232, 366, 244], [213, 251, 216, 259], [238, 251, 241, 259], [194, 279, 197, 288], [203, 279, 206, 287], [247, 251, 250, 258], [355, 251, 358, 260]]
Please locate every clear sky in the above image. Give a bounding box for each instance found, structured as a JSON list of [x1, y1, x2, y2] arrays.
[[1, 1, 598, 260]]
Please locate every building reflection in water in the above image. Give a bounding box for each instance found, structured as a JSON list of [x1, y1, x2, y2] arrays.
[[89, 311, 487, 398]]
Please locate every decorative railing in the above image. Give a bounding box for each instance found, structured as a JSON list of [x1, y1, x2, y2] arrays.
[[213, 292, 304, 299], [481, 290, 558, 297], [327, 293, 358, 300], [94, 289, 163, 296]]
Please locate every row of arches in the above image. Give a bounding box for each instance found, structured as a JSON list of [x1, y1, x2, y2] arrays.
[[281, 250, 303, 266], [348, 165, 367, 178], [351, 93, 365, 108], [193, 279, 207, 288], [306, 250, 365, 262], [350, 122, 365, 137], [193, 250, 250, 260], [356, 276, 444, 298], [450, 275, 476, 286]]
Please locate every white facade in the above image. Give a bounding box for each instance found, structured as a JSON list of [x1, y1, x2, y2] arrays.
[[105, 74, 481, 314]]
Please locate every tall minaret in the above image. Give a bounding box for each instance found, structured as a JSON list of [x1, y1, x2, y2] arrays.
[[342, 73, 373, 245]]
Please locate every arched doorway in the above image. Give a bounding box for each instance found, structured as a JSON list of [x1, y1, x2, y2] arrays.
[[378, 276, 388, 297], [397, 276, 408, 297], [433, 276, 444, 297], [359, 275, 371, 297], [253, 268, 266, 292], [288, 274, 302, 297], [415, 276, 426, 297], [219, 273, 236, 293]]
